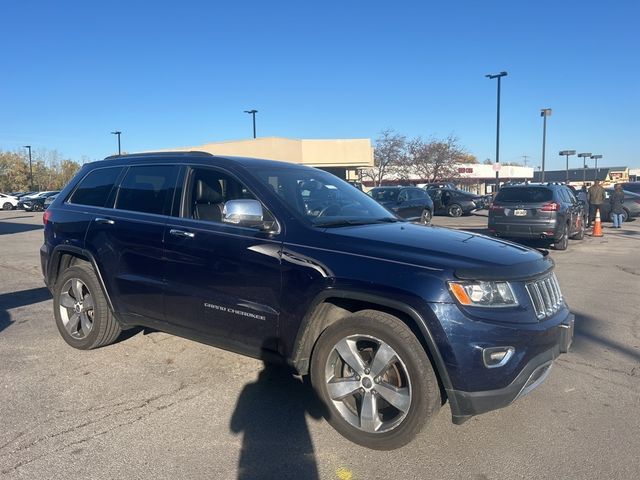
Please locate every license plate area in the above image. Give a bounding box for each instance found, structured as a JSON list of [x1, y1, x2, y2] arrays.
[[514, 209, 527, 216]]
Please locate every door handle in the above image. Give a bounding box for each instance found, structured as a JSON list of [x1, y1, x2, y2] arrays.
[[94, 217, 115, 225], [169, 229, 195, 238]]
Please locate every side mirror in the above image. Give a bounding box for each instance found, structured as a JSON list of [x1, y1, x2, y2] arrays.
[[223, 199, 267, 229]]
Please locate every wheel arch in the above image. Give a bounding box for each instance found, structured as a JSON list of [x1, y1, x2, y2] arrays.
[[290, 290, 453, 399], [48, 245, 115, 313]]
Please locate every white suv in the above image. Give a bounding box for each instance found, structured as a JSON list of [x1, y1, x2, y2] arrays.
[[0, 193, 19, 210]]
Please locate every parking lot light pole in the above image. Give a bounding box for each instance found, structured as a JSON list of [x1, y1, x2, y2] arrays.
[[578, 152, 592, 185], [559, 150, 576, 183], [110, 131, 122, 155], [590, 154, 602, 181], [540, 109, 552, 182], [485, 71, 507, 193], [244, 109, 258, 138], [23, 145, 33, 191]]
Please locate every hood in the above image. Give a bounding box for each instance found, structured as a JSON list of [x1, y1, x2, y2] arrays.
[[324, 222, 552, 280]]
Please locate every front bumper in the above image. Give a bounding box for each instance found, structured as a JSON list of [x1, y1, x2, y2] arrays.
[[447, 313, 574, 424]]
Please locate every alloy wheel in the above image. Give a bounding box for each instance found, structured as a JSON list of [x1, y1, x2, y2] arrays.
[[324, 334, 412, 434], [58, 278, 95, 339]]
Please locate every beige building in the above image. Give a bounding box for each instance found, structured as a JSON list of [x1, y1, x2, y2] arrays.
[[165, 137, 374, 180]]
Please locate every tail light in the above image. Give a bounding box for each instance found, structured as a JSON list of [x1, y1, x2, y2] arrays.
[[43, 210, 51, 225], [540, 202, 560, 211]]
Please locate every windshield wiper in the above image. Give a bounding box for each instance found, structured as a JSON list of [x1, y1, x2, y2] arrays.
[[314, 217, 400, 228]]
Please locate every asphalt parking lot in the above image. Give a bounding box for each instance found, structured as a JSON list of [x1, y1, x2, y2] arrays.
[[1, 210, 638, 480]]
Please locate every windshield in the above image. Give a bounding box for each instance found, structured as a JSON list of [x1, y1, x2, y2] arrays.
[[495, 187, 553, 203], [253, 167, 399, 227], [369, 189, 399, 202]]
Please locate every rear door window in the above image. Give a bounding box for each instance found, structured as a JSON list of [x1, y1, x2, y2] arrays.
[[115, 165, 178, 215], [408, 189, 427, 200], [495, 187, 553, 203], [68, 167, 124, 207]]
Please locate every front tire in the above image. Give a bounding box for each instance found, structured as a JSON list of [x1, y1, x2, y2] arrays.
[[447, 204, 463, 217], [310, 310, 440, 450], [2, 202, 13, 210], [53, 265, 121, 349], [571, 217, 585, 240]]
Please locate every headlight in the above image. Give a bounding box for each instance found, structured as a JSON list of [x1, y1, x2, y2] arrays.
[[448, 281, 518, 307]]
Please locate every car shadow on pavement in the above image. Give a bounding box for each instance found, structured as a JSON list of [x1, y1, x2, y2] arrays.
[[0, 286, 52, 333], [230, 348, 327, 480], [572, 311, 640, 362], [0, 221, 43, 235]]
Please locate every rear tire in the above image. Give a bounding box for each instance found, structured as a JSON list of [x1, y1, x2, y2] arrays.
[[53, 265, 121, 349], [419, 208, 432, 225], [554, 224, 569, 250], [310, 310, 440, 450]]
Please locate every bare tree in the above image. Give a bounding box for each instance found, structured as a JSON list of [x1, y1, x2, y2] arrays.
[[362, 129, 407, 186], [405, 135, 468, 182]]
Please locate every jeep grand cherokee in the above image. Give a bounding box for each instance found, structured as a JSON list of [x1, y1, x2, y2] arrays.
[[41, 152, 574, 450]]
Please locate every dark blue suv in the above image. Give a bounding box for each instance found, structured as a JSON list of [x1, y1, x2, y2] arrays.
[[41, 152, 574, 450]]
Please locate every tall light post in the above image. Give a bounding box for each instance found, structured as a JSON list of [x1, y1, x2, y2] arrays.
[[559, 150, 576, 183], [244, 109, 258, 138], [485, 71, 507, 192], [23, 145, 33, 190], [540, 108, 552, 182], [111, 131, 122, 155], [578, 152, 592, 185], [591, 154, 602, 181]]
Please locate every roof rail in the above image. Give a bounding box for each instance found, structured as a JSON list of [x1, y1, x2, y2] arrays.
[[103, 151, 213, 160]]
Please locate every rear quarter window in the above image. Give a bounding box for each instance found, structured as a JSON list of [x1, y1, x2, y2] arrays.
[[68, 167, 124, 207], [495, 187, 553, 203]]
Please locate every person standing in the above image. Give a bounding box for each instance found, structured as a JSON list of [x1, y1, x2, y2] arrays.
[[610, 184, 625, 228], [577, 185, 589, 226], [587, 180, 605, 226]]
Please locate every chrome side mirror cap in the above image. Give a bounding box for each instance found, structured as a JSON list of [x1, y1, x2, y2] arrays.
[[223, 199, 266, 229]]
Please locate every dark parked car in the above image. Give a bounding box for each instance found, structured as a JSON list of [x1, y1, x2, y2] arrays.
[[44, 194, 58, 209], [598, 189, 640, 222], [368, 186, 434, 224], [22, 191, 60, 211], [488, 184, 585, 250], [41, 152, 574, 450], [618, 182, 640, 194], [426, 187, 481, 217]]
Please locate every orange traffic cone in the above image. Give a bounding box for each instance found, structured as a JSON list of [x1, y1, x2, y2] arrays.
[[592, 208, 603, 237]]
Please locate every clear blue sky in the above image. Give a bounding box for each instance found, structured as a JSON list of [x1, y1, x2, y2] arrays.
[[1, 0, 638, 170]]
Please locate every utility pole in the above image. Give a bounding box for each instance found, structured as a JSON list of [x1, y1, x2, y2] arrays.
[[591, 154, 602, 181], [559, 150, 576, 183], [485, 71, 508, 193], [111, 131, 122, 155], [522, 155, 530, 167], [578, 152, 592, 185], [540, 108, 552, 182], [244, 109, 258, 138], [23, 145, 33, 190]]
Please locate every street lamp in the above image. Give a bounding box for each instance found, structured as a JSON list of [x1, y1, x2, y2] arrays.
[[110, 131, 122, 155], [23, 145, 33, 190], [244, 109, 258, 138], [485, 71, 507, 192], [559, 150, 576, 183], [591, 154, 602, 181], [578, 152, 592, 184], [540, 108, 552, 182]]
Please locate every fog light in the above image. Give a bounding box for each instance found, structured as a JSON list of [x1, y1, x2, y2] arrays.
[[482, 346, 515, 368]]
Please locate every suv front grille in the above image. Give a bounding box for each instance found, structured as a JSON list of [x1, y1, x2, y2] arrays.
[[525, 273, 563, 320]]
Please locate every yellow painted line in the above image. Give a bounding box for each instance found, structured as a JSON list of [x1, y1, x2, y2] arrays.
[[336, 466, 353, 480]]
